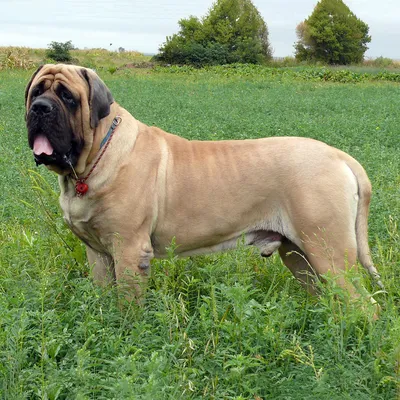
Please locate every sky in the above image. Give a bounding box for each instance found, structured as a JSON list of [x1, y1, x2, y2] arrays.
[[1, 0, 399, 59]]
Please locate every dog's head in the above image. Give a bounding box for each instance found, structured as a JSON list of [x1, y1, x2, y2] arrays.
[[25, 64, 114, 174]]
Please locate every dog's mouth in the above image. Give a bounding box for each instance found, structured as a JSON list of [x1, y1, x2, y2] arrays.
[[32, 134, 77, 169], [33, 134, 55, 164]]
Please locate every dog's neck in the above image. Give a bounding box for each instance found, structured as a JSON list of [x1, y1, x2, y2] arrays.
[[86, 102, 120, 165], [66, 104, 139, 194]]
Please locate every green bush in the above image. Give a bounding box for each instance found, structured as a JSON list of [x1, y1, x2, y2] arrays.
[[156, 0, 272, 67], [46, 40, 74, 62], [295, 0, 371, 65]]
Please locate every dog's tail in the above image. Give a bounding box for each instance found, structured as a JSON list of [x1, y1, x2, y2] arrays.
[[340, 151, 384, 289]]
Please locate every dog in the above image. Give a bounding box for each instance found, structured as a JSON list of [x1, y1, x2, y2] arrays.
[[25, 64, 382, 305]]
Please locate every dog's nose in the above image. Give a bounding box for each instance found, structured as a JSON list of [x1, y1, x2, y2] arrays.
[[31, 98, 53, 115]]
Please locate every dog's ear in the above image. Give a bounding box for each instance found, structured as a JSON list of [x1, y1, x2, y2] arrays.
[[81, 68, 114, 129], [25, 65, 43, 109]]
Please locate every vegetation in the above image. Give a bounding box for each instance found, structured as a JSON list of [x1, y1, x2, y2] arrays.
[[2, 46, 400, 74], [46, 40, 75, 63], [295, 0, 371, 64], [0, 47, 35, 70], [155, 0, 272, 66], [154, 63, 400, 83], [0, 46, 151, 71], [0, 66, 399, 398]]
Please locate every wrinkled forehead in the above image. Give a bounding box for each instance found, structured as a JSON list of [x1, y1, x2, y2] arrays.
[[32, 64, 88, 94]]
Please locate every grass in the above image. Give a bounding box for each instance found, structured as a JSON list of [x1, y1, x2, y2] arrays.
[[0, 66, 399, 399]]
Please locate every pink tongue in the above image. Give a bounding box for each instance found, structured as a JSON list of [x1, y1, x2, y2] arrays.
[[33, 135, 54, 155]]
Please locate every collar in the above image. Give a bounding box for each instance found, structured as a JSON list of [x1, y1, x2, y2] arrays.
[[69, 116, 122, 197], [100, 116, 121, 149]]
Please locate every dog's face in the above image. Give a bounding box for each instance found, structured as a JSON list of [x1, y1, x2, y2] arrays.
[[25, 64, 114, 174]]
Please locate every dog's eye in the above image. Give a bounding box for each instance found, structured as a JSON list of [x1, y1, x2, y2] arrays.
[[31, 86, 42, 100], [61, 90, 75, 104]]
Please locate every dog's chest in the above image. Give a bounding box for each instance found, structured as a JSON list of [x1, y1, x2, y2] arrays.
[[59, 178, 104, 251]]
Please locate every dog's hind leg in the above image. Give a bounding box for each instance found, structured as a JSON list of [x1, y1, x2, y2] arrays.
[[300, 229, 361, 301], [278, 238, 318, 294], [301, 235, 382, 319]]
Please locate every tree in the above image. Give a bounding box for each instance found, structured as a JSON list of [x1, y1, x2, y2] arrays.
[[294, 0, 371, 64], [46, 41, 75, 62], [156, 0, 272, 66]]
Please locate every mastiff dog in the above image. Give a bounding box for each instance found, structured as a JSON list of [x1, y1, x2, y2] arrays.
[[25, 64, 382, 305]]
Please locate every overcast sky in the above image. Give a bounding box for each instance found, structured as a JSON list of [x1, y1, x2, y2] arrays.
[[1, 0, 399, 59]]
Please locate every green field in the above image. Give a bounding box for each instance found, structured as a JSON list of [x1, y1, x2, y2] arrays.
[[0, 67, 399, 399]]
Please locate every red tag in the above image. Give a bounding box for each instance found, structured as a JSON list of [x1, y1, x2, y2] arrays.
[[75, 181, 89, 196]]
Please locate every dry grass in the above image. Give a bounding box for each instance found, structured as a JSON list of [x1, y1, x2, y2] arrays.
[[0, 46, 35, 70], [0, 46, 152, 71]]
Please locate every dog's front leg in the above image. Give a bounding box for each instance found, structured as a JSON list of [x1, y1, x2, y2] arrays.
[[112, 233, 154, 303], [86, 246, 115, 286]]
